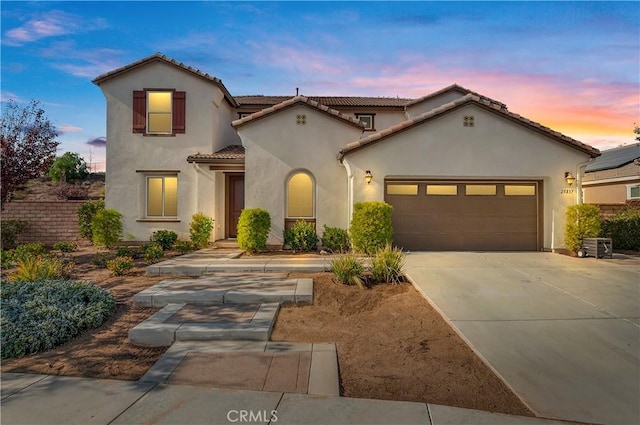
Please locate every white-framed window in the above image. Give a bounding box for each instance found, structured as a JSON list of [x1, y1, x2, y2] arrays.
[[355, 113, 375, 131], [627, 184, 640, 200], [286, 171, 315, 218], [146, 175, 178, 217], [147, 91, 173, 134]]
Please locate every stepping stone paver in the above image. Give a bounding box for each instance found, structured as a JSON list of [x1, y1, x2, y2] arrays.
[[129, 302, 280, 346]]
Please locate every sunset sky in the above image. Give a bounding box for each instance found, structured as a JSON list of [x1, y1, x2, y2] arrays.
[[2, 1, 638, 172]]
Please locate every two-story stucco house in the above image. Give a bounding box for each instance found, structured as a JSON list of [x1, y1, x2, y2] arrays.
[[583, 143, 640, 204], [93, 53, 600, 251]]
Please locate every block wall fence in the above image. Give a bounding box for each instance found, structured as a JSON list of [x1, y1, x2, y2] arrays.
[[1, 200, 86, 246], [0, 199, 638, 247]]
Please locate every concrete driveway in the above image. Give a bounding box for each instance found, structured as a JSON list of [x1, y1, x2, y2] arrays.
[[404, 252, 639, 425]]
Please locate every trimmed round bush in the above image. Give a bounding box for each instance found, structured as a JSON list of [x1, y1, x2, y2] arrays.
[[284, 220, 318, 252], [1, 279, 115, 359], [321, 225, 350, 253], [189, 213, 214, 249], [564, 204, 601, 253], [237, 208, 271, 254], [91, 208, 123, 248], [151, 230, 178, 250], [350, 201, 393, 255]]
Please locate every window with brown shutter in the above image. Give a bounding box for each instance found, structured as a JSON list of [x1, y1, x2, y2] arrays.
[[132, 91, 146, 133], [172, 91, 186, 134], [132, 90, 186, 135]]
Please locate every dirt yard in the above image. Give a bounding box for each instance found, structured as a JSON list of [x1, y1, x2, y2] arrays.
[[272, 273, 532, 416], [2, 247, 533, 416]]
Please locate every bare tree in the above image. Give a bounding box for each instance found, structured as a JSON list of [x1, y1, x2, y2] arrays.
[[1, 100, 59, 205]]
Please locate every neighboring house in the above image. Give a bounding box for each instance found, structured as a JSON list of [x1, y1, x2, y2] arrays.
[[583, 143, 640, 204], [93, 53, 600, 251]]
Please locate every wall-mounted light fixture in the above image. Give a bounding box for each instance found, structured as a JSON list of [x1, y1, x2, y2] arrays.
[[365, 170, 373, 184], [565, 171, 576, 186]]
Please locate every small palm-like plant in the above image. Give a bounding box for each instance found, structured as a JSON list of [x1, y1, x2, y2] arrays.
[[330, 253, 365, 288], [371, 244, 405, 284]]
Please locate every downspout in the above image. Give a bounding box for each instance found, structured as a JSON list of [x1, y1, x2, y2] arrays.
[[191, 161, 202, 213], [575, 158, 595, 204], [339, 157, 354, 225]]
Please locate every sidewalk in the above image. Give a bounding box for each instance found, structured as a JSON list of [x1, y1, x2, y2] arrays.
[[1, 372, 573, 425]]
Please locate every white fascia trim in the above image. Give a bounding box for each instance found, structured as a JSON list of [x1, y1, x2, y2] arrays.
[[582, 175, 640, 186]]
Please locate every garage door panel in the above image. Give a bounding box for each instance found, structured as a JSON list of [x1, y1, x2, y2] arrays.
[[386, 181, 540, 251]]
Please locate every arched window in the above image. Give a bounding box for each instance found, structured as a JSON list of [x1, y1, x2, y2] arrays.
[[287, 172, 315, 218]]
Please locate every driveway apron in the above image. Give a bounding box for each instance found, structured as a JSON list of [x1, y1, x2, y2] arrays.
[[405, 252, 640, 425]]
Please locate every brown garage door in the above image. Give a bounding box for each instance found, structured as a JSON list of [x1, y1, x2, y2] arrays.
[[385, 180, 541, 251]]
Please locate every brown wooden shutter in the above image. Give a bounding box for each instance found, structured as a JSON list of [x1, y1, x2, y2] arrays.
[[173, 91, 186, 134], [132, 91, 146, 133]]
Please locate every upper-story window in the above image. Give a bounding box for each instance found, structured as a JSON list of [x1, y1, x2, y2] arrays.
[[628, 184, 640, 200], [133, 90, 186, 135], [355, 113, 375, 131], [147, 91, 172, 134]]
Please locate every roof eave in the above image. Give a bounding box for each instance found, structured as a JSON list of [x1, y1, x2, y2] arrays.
[[233, 98, 365, 130], [339, 97, 600, 159], [92, 53, 237, 108]]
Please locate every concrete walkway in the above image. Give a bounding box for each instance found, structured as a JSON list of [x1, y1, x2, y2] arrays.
[[405, 252, 640, 425], [146, 249, 334, 275], [1, 372, 575, 425]]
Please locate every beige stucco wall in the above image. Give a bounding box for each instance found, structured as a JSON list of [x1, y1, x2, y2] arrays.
[[583, 163, 640, 204], [238, 104, 363, 245], [97, 61, 239, 241], [342, 104, 593, 251], [583, 183, 629, 204]]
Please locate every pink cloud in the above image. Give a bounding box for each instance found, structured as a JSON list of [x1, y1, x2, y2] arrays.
[[2, 10, 107, 46], [337, 61, 638, 150], [58, 125, 83, 133]]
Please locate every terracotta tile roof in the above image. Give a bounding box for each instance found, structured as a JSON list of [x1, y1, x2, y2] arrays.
[[235, 95, 411, 108], [92, 53, 237, 107], [338, 94, 600, 160], [404, 84, 507, 109], [232, 96, 366, 129], [187, 145, 245, 163], [585, 143, 640, 172]]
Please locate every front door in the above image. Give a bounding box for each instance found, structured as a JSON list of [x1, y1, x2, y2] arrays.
[[227, 174, 244, 238]]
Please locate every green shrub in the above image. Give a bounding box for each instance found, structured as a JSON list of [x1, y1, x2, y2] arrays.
[[350, 201, 393, 255], [9, 255, 74, 282], [565, 204, 601, 253], [116, 246, 133, 257], [321, 225, 350, 253], [91, 209, 123, 248], [330, 253, 365, 288], [151, 230, 178, 250], [189, 213, 214, 249], [176, 240, 194, 254], [284, 220, 318, 252], [78, 200, 105, 240], [237, 208, 271, 254], [92, 252, 112, 268], [371, 244, 406, 284], [12, 243, 47, 263], [1, 250, 15, 269], [1, 279, 115, 358], [106, 256, 134, 276], [1, 220, 27, 249], [52, 241, 77, 252], [602, 208, 640, 251], [143, 243, 164, 263]]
